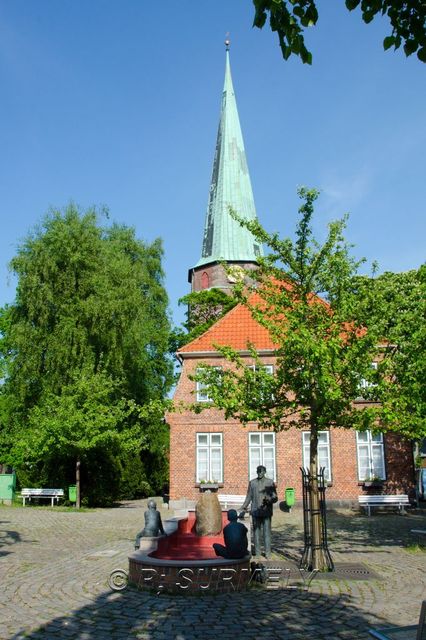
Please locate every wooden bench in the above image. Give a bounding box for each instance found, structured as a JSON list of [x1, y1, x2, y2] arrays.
[[368, 599, 426, 639], [218, 494, 246, 510], [21, 488, 64, 507], [358, 494, 410, 517]]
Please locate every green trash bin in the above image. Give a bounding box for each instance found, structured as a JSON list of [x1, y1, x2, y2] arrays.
[[285, 487, 295, 508], [68, 485, 77, 503], [0, 473, 16, 505]]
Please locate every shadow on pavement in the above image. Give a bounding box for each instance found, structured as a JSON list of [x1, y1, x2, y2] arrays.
[[272, 506, 426, 558], [9, 583, 398, 640], [0, 520, 21, 557], [327, 507, 426, 553]]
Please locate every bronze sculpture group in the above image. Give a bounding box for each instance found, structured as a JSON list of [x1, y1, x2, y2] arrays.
[[135, 465, 277, 560]]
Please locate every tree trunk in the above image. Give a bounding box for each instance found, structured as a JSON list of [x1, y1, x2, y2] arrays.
[[76, 457, 81, 509], [309, 427, 327, 571]]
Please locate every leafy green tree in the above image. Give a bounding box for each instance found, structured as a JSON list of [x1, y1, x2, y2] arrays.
[[0, 305, 11, 381], [11, 369, 139, 508], [0, 204, 173, 504], [252, 0, 426, 63], [352, 267, 426, 441], [192, 188, 382, 570], [0, 307, 14, 472]]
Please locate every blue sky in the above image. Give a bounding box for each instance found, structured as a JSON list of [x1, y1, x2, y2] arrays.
[[1, 1, 425, 328]]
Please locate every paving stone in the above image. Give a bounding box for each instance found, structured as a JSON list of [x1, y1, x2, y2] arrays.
[[0, 501, 425, 639]]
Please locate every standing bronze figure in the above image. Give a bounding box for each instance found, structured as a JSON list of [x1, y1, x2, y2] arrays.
[[239, 465, 277, 558]]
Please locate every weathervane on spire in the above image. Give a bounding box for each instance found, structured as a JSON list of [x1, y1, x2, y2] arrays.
[[225, 33, 230, 50]]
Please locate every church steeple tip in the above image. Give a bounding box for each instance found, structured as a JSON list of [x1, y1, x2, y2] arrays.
[[189, 46, 263, 292]]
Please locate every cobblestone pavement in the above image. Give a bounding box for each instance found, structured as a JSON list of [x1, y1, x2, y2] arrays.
[[0, 500, 425, 639]]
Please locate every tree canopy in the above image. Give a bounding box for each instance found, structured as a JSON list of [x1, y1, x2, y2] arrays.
[[0, 204, 173, 504], [193, 189, 382, 434], [351, 266, 426, 441], [252, 0, 426, 63]]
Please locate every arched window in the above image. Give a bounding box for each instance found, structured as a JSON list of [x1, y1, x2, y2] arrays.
[[201, 271, 209, 289]]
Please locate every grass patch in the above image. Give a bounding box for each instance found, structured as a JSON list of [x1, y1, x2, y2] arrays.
[[20, 562, 38, 572], [405, 543, 426, 553]]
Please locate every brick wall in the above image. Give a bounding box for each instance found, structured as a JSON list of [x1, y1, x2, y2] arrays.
[[168, 355, 415, 503]]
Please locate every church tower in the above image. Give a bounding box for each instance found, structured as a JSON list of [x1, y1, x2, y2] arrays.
[[188, 42, 263, 293]]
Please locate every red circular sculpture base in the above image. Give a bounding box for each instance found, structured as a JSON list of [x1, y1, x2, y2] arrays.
[[128, 512, 251, 594]]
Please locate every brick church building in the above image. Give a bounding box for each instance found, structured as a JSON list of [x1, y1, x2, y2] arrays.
[[168, 46, 415, 508]]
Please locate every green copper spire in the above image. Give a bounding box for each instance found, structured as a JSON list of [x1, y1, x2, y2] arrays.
[[195, 46, 263, 268]]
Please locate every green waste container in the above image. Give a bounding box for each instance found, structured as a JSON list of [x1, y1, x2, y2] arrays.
[[68, 485, 77, 503], [0, 473, 16, 504], [285, 487, 295, 508]]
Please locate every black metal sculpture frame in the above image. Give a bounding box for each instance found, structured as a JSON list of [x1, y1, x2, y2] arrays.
[[300, 467, 334, 571]]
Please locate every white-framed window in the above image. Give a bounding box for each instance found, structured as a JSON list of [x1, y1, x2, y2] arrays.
[[356, 430, 385, 480], [302, 431, 332, 482], [196, 367, 221, 402], [358, 362, 378, 394], [247, 364, 274, 374], [246, 365, 274, 405], [249, 432, 276, 481], [196, 433, 223, 483]]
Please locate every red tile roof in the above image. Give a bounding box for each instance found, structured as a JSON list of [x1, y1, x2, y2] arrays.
[[178, 294, 278, 353], [177, 281, 370, 356]]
